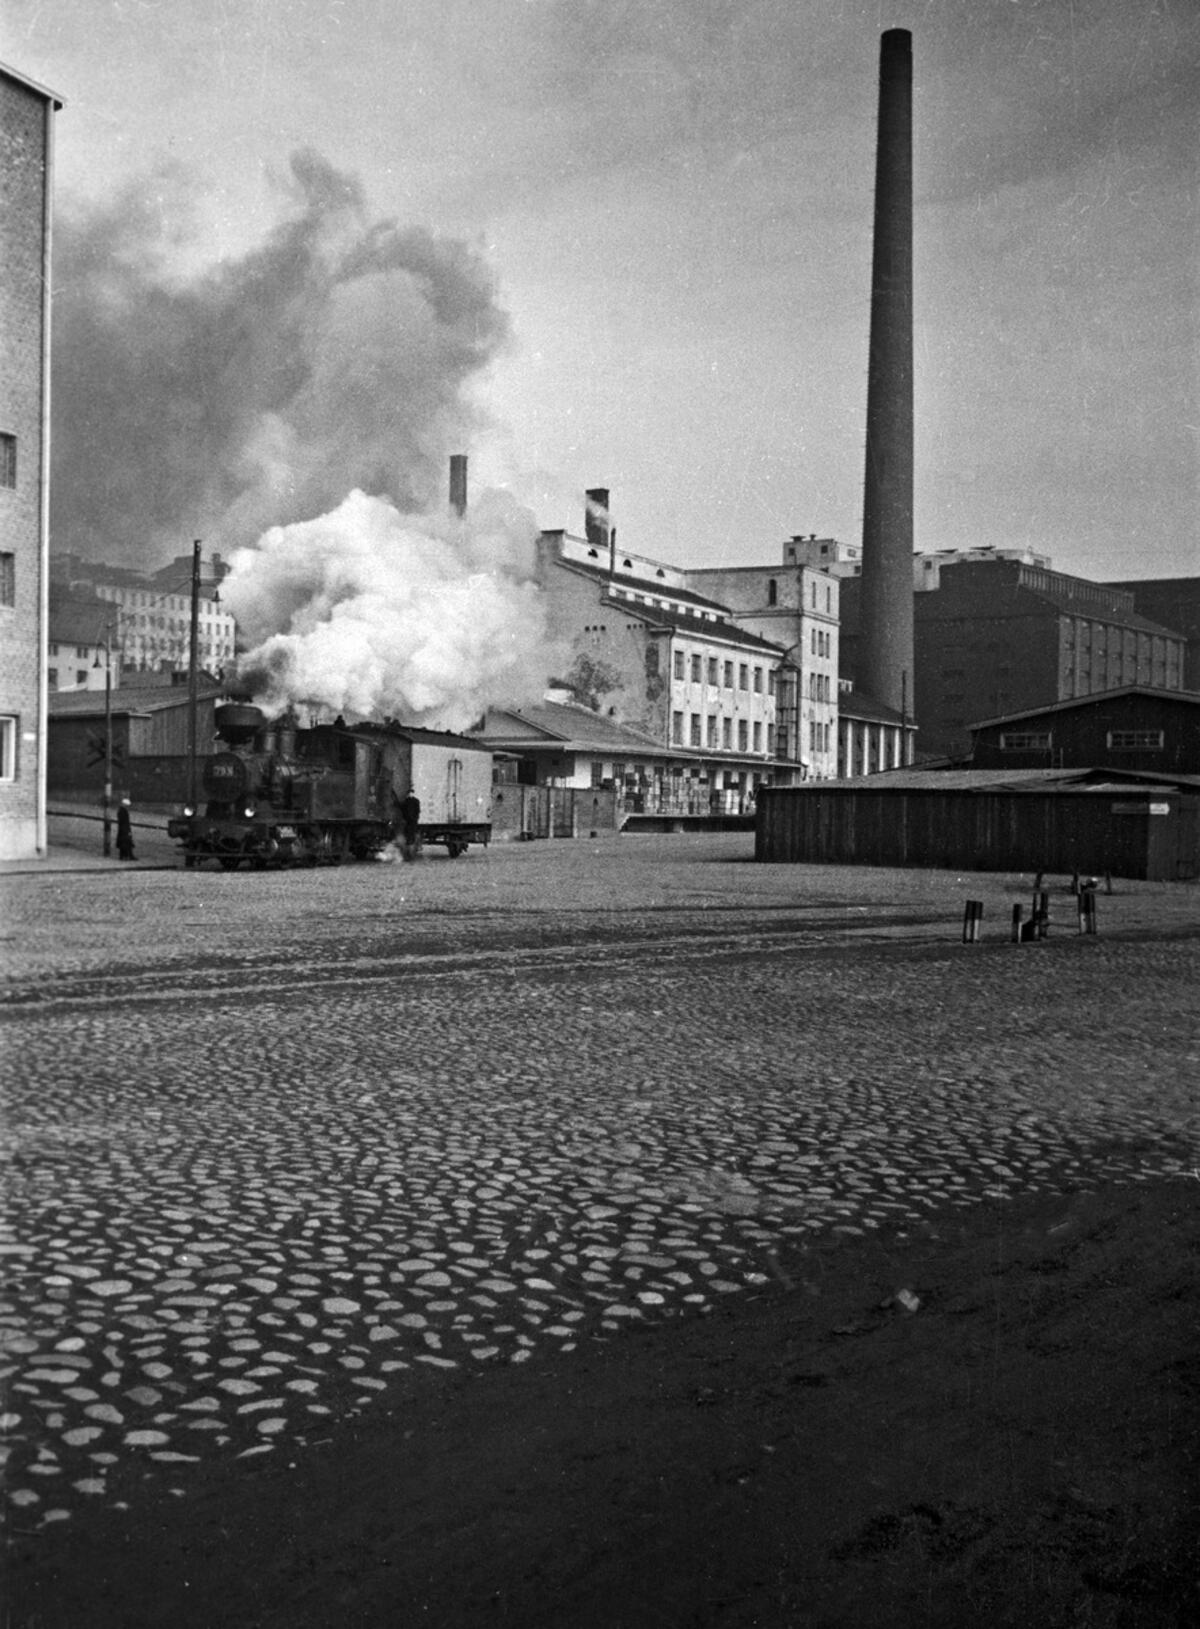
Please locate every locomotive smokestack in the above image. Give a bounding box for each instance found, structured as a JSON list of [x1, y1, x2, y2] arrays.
[[858, 27, 914, 733], [449, 454, 468, 517]]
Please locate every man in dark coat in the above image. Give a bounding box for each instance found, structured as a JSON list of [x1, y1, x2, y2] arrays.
[[116, 798, 136, 862], [399, 791, 421, 855]]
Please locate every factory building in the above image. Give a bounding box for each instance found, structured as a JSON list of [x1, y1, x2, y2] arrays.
[[0, 62, 61, 859], [535, 494, 808, 812], [1104, 578, 1200, 691]]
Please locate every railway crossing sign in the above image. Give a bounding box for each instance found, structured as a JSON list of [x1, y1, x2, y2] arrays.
[[86, 733, 125, 769]]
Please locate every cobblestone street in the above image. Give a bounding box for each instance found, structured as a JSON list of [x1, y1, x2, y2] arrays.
[[2, 836, 1197, 1536]]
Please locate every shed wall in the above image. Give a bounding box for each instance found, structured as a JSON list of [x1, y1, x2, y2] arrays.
[[755, 787, 1198, 881]]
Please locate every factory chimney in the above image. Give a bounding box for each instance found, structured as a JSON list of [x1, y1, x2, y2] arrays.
[[858, 28, 914, 734], [449, 453, 468, 517], [585, 488, 614, 575]]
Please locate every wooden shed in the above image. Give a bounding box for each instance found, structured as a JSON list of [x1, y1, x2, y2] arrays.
[[47, 684, 226, 805], [755, 769, 1200, 881]]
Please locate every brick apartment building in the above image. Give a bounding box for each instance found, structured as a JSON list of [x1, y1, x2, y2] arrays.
[[0, 62, 62, 859]]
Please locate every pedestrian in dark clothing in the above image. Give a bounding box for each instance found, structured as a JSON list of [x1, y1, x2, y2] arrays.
[[399, 791, 421, 857], [116, 799, 136, 862]]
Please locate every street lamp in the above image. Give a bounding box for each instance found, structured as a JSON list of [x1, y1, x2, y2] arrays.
[[93, 625, 116, 856]]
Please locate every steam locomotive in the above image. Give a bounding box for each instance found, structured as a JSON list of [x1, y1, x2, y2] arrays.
[[167, 703, 493, 870]]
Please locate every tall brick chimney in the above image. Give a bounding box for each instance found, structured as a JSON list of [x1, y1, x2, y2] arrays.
[[449, 454, 468, 517], [858, 28, 914, 729]]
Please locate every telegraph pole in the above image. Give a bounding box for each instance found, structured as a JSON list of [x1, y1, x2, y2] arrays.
[[188, 539, 201, 810]]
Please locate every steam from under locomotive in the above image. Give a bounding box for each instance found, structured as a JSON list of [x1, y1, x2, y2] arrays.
[[222, 485, 563, 731]]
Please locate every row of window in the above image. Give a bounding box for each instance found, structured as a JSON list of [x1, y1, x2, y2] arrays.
[[809, 721, 832, 754], [674, 651, 773, 694], [671, 712, 775, 754], [999, 730, 1166, 751], [811, 628, 831, 657]]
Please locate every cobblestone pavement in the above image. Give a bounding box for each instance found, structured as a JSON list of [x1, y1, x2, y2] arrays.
[[1, 837, 1196, 1530]]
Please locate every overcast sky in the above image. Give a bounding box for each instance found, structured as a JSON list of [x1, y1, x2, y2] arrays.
[[7, 0, 1197, 582]]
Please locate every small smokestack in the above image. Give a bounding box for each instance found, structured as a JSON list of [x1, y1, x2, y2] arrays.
[[859, 27, 914, 725], [585, 487, 614, 573], [449, 454, 468, 517]]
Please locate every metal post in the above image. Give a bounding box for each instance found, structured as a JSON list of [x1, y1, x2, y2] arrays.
[[102, 640, 112, 857], [187, 539, 201, 810], [1011, 903, 1024, 943]]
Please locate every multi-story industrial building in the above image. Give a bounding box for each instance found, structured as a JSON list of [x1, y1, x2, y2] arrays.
[[1103, 577, 1200, 691], [900, 560, 1187, 761], [535, 496, 808, 812], [0, 62, 62, 859]]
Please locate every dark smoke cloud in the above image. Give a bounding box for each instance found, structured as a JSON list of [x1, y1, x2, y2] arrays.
[[50, 150, 511, 569]]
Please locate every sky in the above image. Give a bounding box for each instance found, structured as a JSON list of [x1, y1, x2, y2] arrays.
[[6, 0, 1198, 584]]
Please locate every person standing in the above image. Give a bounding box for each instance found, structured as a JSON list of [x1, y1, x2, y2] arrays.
[[399, 790, 421, 858], [116, 798, 136, 862]]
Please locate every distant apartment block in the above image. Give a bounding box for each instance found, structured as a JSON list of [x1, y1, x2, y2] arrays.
[[51, 551, 237, 677]]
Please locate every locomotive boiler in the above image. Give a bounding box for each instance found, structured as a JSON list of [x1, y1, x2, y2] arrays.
[[167, 703, 492, 870]]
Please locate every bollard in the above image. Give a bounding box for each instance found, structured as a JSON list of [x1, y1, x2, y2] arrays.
[[1078, 892, 1097, 935], [1035, 891, 1050, 940], [1105, 871, 1113, 895], [1011, 903, 1024, 943], [962, 900, 983, 943]]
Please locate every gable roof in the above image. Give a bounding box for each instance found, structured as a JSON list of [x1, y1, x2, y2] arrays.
[[970, 685, 1200, 732], [477, 701, 690, 759], [48, 684, 225, 719]]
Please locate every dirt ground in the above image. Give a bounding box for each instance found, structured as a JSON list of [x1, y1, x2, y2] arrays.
[[6, 1177, 1197, 1629]]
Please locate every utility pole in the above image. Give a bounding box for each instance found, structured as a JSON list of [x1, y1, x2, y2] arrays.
[[102, 631, 113, 857], [188, 540, 201, 811]]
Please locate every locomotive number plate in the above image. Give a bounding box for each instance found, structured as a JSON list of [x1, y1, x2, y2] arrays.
[[276, 826, 296, 839]]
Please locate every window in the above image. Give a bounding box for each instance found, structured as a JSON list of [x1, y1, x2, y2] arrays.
[[690, 713, 702, 747], [706, 714, 717, 747], [48, 669, 58, 690], [673, 651, 684, 680], [48, 642, 58, 656], [0, 716, 16, 780], [737, 720, 748, 752], [0, 552, 14, 607], [1107, 730, 1164, 750], [999, 731, 1052, 751], [767, 671, 776, 696], [76, 669, 88, 686], [767, 579, 777, 606], [752, 667, 762, 693], [690, 654, 702, 683], [753, 722, 762, 752], [723, 661, 733, 687], [672, 710, 684, 743], [0, 434, 15, 489], [722, 718, 732, 749], [738, 664, 749, 691], [767, 724, 775, 755], [706, 657, 718, 684]]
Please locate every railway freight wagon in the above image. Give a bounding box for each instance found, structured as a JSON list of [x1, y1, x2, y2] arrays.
[[167, 705, 492, 869], [364, 723, 493, 858]]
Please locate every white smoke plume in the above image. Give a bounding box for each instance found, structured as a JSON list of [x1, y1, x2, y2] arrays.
[[223, 487, 566, 731], [51, 150, 509, 569]]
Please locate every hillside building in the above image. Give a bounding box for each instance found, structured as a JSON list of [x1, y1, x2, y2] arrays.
[[51, 551, 236, 677]]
